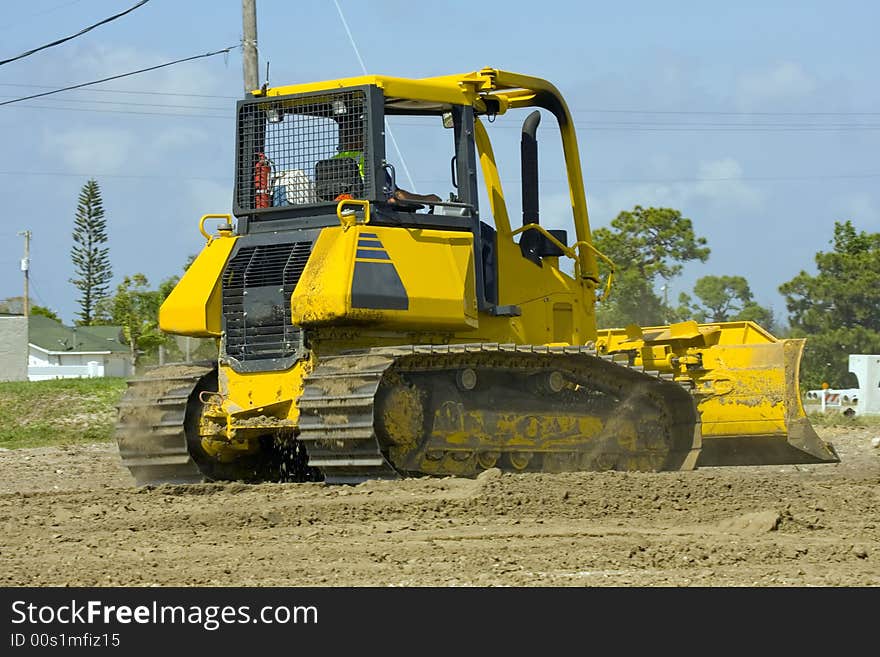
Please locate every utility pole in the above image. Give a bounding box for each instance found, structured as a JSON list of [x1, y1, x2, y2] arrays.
[[17, 230, 30, 317], [241, 0, 259, 96]]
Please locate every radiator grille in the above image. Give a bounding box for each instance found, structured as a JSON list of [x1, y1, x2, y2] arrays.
[[236, 90, 371, 213], [222, 242, 312, 362]]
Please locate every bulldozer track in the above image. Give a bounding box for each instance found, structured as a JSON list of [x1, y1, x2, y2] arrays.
[[115, 347, 701, 486], [297, 352, 399, 484], [115, 363, 215, 486], [298, 343, 702, 484]]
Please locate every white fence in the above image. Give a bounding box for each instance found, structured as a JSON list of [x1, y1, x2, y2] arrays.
[[28, 362, 104, 381], [805, 388, 859, 413], [803, 354, 880, 416]]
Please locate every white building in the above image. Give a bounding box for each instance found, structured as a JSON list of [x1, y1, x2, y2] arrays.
[[846, 355, 880, 416], [804, 354, 880, 416], [0, 314, 28, 381], [26, 315, 132, 381]]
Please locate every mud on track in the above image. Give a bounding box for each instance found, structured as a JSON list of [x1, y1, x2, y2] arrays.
[[0, 427, 878, 586]]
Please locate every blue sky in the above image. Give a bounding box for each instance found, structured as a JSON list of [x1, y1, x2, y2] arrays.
[[0, 0, 877, 327]]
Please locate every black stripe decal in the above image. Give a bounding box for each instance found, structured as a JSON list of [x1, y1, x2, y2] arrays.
[[356, 249, 390, 260], [351, 261, 408, 310]]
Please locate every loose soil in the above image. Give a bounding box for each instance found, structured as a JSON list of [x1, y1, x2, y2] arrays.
[[0, 427, 877, 586]]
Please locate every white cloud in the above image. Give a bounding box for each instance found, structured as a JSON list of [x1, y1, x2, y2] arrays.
[[70, 44, 228, 98], [153, 126, 211, 152], [693, 158, 763, 209], [44, 127, 137, 173], [189, 179, 234, 217], [41, 123, 212, 176], [837, 192, 880, 226], [736, 62, 816, 110], [34, 43, 227, 175], [542, 193, 577, 233], [586, 157, 763, 226]]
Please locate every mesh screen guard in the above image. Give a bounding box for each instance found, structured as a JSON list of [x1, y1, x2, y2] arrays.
[[235, 88, 379, 215]]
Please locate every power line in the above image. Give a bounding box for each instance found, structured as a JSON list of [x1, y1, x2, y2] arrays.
[[592, 173, 880, 183], [574, 108, 880, 117], [2, 81, 878, 117], [0, 82, 238, 100], [569, 125, 878, 133], [0, 171, 227, 182], [1, 170, 878, 185], [4, 100, 878, 132], [3, 103, 230, 119], [1, 82, 875, 120], [0, 0, 150, 67], [26, 274, 48, 308], [0, 94, 226, 112], [0, 45, 239, 107], [332, 0, 417, 191], [386, 119, 880, 133], [0, 1, 85, 32], [4, 92, 872, 127], [564, 120, 880, 129], [0, 97, 232, 119], [414, 173, 880, 185]]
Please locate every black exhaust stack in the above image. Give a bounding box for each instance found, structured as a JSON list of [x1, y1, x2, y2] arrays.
[[519, 111, 566, 264], [521, 110, 541, 227]]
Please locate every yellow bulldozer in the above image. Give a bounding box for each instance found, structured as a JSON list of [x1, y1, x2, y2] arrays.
[[115, 68, 837, 485]]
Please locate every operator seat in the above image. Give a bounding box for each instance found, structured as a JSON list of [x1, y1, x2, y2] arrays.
[[315, 157, 364, 201]]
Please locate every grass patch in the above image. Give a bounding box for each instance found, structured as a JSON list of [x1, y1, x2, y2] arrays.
[[0, 378, 127, 449], [806, 410, 880, 428]]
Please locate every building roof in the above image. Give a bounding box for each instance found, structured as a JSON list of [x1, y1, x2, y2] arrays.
[[27, 315, 129, 354]]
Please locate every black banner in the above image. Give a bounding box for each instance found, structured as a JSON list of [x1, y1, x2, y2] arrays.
[[0, 587, 869, 652]]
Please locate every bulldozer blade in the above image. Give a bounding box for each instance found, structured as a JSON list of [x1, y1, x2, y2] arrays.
[[695, 338, 839, 466]]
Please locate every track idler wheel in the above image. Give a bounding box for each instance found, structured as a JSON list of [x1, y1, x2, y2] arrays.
[[477, 451, 500, 469], [506, 452, 534, 471]]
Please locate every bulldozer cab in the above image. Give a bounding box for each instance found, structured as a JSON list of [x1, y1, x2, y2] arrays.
[[233, 85, 479, 218], [232, 71, 601, 317]]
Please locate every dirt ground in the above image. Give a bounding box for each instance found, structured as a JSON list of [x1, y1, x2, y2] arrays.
[[0, 427, 877, 587]]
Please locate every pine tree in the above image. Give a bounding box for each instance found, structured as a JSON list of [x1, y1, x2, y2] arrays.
[[70, 179, 112, 325]]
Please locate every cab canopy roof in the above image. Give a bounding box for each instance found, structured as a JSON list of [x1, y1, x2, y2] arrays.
[[256, 68, 571, 119]]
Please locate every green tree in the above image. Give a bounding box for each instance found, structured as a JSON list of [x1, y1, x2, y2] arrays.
[[676, 275, 776, 330], [692, 275, 752, 321], [70, 179, 112, 326], [154, 254, 218, 365], [0, 296, 61, 322], [779, 220, 880, 389], [155, 253, 196, 300], [95, 274, 165, 372], [734, 301, 776, 330], [30, 305, 62, 323], [102, 254, 217, 368], [593, 206, 710, 327]]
